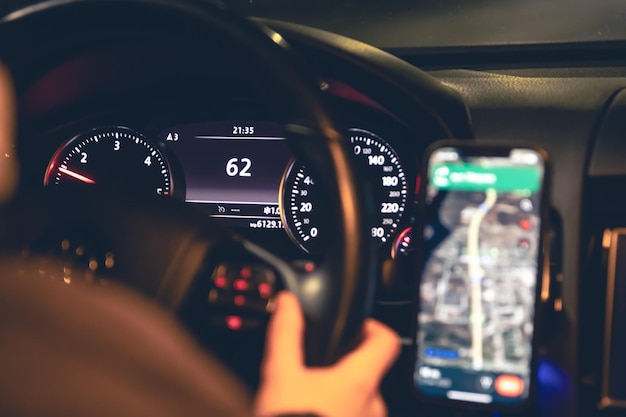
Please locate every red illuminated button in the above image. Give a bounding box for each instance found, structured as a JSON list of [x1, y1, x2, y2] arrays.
[[494, 375, 525, 398], [240, 267, 252, 279], [519, 219, 532, 231], [258, 282, 272, 298], [225, 316, 243, 331], [214, 276, 227, 289], [234, 295, 246, 307], [233, 279, 250, 291]]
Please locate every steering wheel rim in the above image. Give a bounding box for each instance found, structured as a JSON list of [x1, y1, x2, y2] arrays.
[[0, 0, 376, 366]]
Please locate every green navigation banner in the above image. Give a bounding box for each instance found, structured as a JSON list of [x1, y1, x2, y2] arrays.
[[429, 163, 542, 192]]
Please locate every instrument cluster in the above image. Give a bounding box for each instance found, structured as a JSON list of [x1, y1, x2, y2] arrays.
[[41, 119, 417, 258]]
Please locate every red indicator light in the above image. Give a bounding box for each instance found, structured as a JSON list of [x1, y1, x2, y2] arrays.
[[519, 219, 532, 231], [226, 316, 242, 331], [234, 295, 246, 306], [240, 267, 252, 279], [494, 375, 525, 397], [258, 282, 272, 298], [304, 262, 315, 273], [214, 276, 227, 288], [234, 279, 249, 291]]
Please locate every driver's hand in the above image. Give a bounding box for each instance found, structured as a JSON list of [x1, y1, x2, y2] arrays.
[[255, 292, 400, 417]]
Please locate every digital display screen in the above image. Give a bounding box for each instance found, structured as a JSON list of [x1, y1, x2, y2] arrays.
[[159, 121, 291, 229], [414, 146, 545, 407]]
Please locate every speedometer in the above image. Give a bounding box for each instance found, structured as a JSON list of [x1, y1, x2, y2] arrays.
[[280, 128, 408, 253]]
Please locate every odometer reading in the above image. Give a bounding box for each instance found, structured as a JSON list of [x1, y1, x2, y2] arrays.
[[281, 128, 408, 253], [249, 219, 284, 229]]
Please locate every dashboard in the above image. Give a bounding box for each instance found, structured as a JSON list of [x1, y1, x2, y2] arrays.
[[6, 2, 626, 417]]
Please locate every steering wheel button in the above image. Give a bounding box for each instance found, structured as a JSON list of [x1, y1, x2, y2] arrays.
[[233, 279, 250, 292], [214, 276, 227, 289], [225, 316, 243, 331], [234, 295, 246, 306], [258, 282, 272, 298]]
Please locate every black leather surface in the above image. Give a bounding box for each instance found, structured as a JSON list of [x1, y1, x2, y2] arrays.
[[588, 88, 626, 176], [257, 18, 474, 142]]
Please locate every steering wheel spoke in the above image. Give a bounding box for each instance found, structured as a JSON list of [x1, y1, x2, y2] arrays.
[[179, 240, 283, 333]]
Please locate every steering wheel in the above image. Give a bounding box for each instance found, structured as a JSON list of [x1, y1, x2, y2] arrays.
[[0, 0, 374, 374]]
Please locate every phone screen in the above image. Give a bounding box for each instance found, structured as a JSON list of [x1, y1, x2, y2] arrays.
[[413, 144, 547, 407]]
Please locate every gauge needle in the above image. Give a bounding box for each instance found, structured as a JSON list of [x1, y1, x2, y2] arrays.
[[58, 167, 96, 184]]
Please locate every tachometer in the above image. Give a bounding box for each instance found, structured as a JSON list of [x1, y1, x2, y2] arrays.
[[280, 128, 408, 253], [44, 126, 172, 196]]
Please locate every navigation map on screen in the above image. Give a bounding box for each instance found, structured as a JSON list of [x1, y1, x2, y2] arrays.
[[414, 146, 545, 406]]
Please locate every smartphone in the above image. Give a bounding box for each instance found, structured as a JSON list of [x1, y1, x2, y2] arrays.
[[412, 141, 550, 409]]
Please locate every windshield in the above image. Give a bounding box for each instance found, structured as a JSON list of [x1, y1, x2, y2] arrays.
[[224, 0, 626, 49]]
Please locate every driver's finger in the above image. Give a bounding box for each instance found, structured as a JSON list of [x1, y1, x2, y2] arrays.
[[366, 393, 388, 417], [0, 63, 17, 203], [261, 291, 304, 374], [337, 319, 400, 387]]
